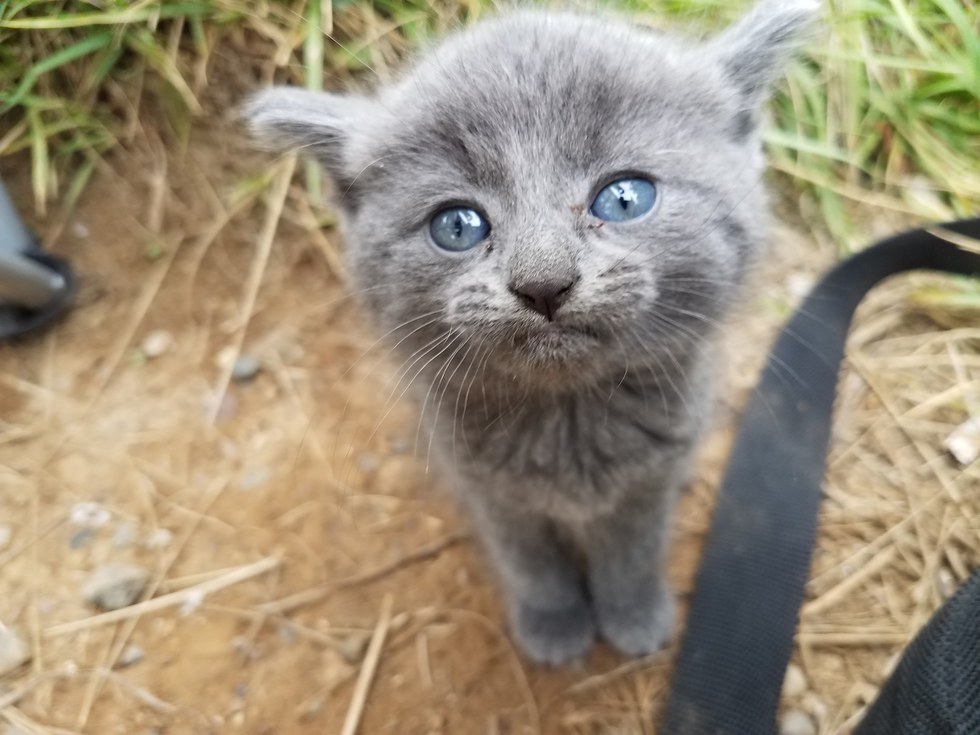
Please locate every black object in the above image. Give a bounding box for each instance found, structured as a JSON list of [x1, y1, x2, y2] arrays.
[[0, 179, 75, 340], [855, 569, 980, 735], [660, 218, 980, 735]]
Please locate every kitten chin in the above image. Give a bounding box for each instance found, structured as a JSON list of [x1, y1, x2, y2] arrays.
[[504, 327, 607, 384], [450, 314, 616, 391]]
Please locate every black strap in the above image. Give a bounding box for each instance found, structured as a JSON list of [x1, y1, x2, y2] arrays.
[[660, 218, 980, 735]]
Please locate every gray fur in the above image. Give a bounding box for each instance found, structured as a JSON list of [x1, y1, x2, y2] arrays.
[[245, 0, 817, 664]]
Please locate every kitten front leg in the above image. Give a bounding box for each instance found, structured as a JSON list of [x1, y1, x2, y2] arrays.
[[465, 495, 595, 665], [583, 480, 680, 657]]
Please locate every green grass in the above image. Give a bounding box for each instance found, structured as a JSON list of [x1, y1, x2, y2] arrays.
[[0, 0, 308, 214], [768, 0, 979, 246], [1, 0, 977, 246]]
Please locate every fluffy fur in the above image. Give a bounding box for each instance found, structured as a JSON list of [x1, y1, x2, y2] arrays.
[[245, 0, 817, 664]]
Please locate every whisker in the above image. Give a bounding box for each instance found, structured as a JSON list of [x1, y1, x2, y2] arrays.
[[329, 312, 443, 471], [452, 338, 491, 470], [336, 330, 455, 486], [415, 336, 470, 466], [427, 339, 482, 474]]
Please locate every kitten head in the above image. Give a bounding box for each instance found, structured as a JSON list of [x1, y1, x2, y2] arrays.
[[246, 0, 818, 390]]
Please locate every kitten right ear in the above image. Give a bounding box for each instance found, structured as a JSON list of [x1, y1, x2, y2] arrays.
[[710, 0, 820, 117], [242, 86, 369, 185]]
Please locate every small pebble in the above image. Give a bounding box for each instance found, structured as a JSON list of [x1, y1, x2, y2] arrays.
[[141, 330, 173, 359], [70, 501, 111, 528], [357, 453, 380, 473], [112, 522, 137, 548], [70, 222, 90, 239], [782, 663, 808, 698], [0, 625, 30, 676], [179, 589, 204, 616], [945, 417, 980, 465], [780, 709, 816, 735], [0, 525, 12, 550], [231, 637, 262, 660], [938, 568, 957, 600], [82, 563, 150, 610], [336, 633, 369, 664], [145, 528, 173, 550], [69, 527, 96, 549], [231, 355, 262, 382], [115, 644, 145, 669]]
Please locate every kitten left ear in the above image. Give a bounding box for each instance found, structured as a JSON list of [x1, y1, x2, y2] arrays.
[[242, 86, 372, 186], [709, 0, 820, 119]]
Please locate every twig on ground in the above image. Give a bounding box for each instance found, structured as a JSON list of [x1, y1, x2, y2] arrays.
[[803, 546, 899, 617], [562, 652, 669, 697], [73, 477, 229, 729], [797, 631, 910, 647], [257, 531, 466, 615], [44, 556, 281, 638], [207, 155, 296, 423], [340, 593, 393, 735]]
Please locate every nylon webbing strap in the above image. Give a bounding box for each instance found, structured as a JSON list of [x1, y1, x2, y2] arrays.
[[660, 218, 980, 735]]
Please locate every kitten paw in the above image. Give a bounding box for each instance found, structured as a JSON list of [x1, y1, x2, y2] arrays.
[[596, 588, 675, 657], [511, 601, 596, 666]]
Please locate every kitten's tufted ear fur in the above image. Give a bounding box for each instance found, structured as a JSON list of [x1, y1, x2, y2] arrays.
[[242, 87, 372, 191], [710, 0, 820, 133]]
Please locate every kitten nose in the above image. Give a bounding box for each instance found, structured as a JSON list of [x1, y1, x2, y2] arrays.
[[509, 277, 575, 321]]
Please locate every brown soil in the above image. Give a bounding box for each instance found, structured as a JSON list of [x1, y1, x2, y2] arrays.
[[1, 64, 976, 735]]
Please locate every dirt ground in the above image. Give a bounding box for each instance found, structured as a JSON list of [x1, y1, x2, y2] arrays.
[[1, 53, 978, 735]]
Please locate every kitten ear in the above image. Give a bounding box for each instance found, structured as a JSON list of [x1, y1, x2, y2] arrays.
[[242, 86, 370, 186], [710, 0, 820, 122]]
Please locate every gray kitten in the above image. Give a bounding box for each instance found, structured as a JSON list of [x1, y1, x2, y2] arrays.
[[246, 0, 817, 665]]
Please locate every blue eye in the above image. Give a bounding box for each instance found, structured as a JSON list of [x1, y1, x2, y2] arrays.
[[590, 178, 657, 222], [429, 207, 490, 252]]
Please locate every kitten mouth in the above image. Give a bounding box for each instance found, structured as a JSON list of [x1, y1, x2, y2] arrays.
[[512, 322, 601, 361]]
